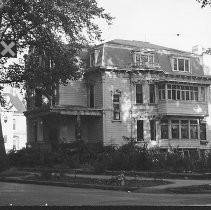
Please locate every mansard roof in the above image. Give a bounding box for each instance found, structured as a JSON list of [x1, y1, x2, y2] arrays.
[[89, 39, 204, 77]]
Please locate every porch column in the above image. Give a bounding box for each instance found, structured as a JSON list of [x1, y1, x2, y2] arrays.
[[75, 114, 81, 141]]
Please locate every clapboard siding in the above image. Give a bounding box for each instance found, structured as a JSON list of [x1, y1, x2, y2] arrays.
[[58, 80, 87, 106], [159, 139, 200, 148], [158, 100, 208, 116], [103, 71, 132, 145], [87, 116, 103, 143], [85, 71, 103, 108]]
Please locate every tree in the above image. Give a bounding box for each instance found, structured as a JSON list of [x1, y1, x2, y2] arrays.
[[197, 0, 211, 7], [0, 0, 113, 170]]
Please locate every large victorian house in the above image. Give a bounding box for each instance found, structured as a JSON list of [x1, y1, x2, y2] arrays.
[[25, 39, 211, 156]]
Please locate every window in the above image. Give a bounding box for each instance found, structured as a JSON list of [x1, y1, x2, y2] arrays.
[[89, 85, 94, 108], [113, 94, 120, 120], [173, 58, 190, 72], [190, 120, 198, 139], [181, 120, 189, 139], [201, 87, 205, 102], [135, 54, 154, 65], [161, 120, 168, 139], [149, 84, 155, 103], [137, 120, 144, 141], [136, 84, 143, 104], [150, 120, 156, 141], [200, 123, 206, 140], [158, 84, 166, 100], [171, 120, 179, 139], [13, 119, 16, 130], [166, 84, 199, 101]]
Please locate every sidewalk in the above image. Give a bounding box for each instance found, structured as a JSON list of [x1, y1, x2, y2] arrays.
[[64, 173, 211, 193], [1, 172, 211, 194]]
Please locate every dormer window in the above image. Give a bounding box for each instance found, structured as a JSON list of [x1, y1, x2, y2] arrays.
[[135, 53, 154, 65], [173, 57, 190, 72]]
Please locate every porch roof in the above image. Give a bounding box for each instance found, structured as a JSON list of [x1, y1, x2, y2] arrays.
[[24, 105, 102, 118]]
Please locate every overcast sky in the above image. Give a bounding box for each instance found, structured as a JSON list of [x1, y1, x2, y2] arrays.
[[96, 0, 211, 52]]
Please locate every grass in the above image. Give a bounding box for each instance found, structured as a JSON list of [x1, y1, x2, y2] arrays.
[[24, 173, 171, 188], [168, 184, 211, 194]]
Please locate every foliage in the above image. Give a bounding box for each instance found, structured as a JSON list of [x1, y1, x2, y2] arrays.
[[197, 0, 211, 8], [0, 0, 113, 171]]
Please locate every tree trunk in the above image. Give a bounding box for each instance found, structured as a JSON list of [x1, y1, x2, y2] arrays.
[[0, 7, 9, 171], [0, 113, 9, 171]]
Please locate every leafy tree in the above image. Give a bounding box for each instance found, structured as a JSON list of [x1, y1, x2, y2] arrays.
[[0, 0, 113, 170], [197, 0, 211, 7]]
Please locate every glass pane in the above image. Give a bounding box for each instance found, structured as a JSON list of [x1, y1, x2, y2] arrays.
[[181, 91, 185, 100], [137, 120, 143, 141], [141, 55, 148, 63], [200, 124, 206, 140], [114, 111, 120, 120], [149, 55, 153, 63], [172, 90, 176, 100], [201, 87, 205, 101], [181, 120, 188, 124], [185, 60, 189, 71], [162, 90, 166, 99], [171, 120, 179, 124], [167, 84, 171, 89], [113, 95, 119, 102], [190, 120, 197, 124], [168, 90, 172, 99], [177, 90, 180, 100], [172, 124, 179, 139], [173, 58, 177, 70], [113, 104, 120, 110], [161, 125, 168, 139], [178, 59, 184, 71], [181, 125, 189, 139], [186, 91, 189, 100], [190, 125, 198, 139]]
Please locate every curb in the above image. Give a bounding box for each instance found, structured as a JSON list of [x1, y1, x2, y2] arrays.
[[0, 178, 139, 192]]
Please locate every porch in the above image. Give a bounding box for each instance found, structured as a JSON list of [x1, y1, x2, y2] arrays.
[[25, 106, 103, 150]]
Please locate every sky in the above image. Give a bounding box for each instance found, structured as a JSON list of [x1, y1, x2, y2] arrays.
[[96, 0, 211, 52]]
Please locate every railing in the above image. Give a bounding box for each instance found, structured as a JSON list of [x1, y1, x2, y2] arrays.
[[132, 62, 161, 69]]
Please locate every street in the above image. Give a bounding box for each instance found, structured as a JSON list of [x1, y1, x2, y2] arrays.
[[0, 182, 211, 206]]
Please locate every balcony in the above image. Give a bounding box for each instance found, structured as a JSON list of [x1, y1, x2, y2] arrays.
[[158, 100, 208, 117]]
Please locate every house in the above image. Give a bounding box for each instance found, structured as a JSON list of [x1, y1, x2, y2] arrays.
[[25, 39, 211, 157], [1, 87, 27, 152]]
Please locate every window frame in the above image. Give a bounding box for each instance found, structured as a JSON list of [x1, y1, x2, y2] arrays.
[[137, 120, 144, 141], [136, 84, 143, 104], [113, 93, 121, 121], [160, 119, 204, 140], [172, 57, 190, 72], [135, 53, 154, 66]]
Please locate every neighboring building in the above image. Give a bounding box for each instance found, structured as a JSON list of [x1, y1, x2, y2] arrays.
[[25, 39, 211, 156], [1, 87, 27, 152]]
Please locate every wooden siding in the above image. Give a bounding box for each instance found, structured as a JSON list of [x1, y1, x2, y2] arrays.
[[103, 71, 132, 145], [85, 71, 103, 108], [58, 80, 87, 106], [87, 116, 103, 143], [159, 139, 200, 148], [158, 100, 208, 116]]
